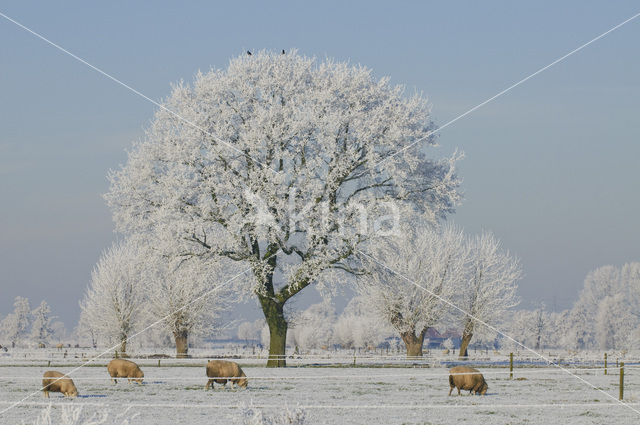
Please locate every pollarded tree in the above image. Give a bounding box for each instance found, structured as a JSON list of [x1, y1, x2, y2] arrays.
[[79, 239, 146, 354], [360, 222, 466, 357], [1, 297, 32, 348], [31, 301, 54, 347], [457, 231, 521, 358], [143, 253, 230, 357], [106, 50, 461, 366]]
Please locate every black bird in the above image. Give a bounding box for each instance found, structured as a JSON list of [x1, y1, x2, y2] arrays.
[[282, 49, 285, 55], [247, 50, 252, 56]]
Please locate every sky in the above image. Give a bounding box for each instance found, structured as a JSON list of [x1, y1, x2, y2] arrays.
[[1, 1, 639, 328]]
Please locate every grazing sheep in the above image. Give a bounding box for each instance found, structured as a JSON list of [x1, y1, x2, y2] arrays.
[[448, 366, 488, 396], [56, 343, 64, 351], [107, 359, 144, 384], [205, 360, 248, 389], [42, 371, 78, 398]]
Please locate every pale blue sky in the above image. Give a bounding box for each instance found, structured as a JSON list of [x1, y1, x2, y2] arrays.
[[1, 1, 639, 327]]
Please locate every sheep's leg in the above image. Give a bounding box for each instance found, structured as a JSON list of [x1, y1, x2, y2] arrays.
[[457, 387, 461, 396], [43, 390, 49, 398], [205, 379, 213, 390], [448, 386, 454, 396]]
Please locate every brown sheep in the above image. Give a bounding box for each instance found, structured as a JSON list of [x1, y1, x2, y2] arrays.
[[205, 360, 247, 389], [56, 343, 64, 351], [107, 359, 144, 384], [42, 371, 78, 398], [448, 366, 488, 396]]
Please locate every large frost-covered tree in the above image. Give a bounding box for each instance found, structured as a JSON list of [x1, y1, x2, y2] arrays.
[[106, 50, 461, 366], [457, 231, 521, 358], [143, 253, 230, 357], [360, 223, 465, 357], [1, 297, 32, 348], [79, 239, 146, 354], [31, 301, 54, 347]]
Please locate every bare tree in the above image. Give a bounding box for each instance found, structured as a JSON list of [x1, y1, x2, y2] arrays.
[[31, 300, 54, 347], [457, 231, 521, 358], [360, 222, 465, 357], [1, 297, 31, 348], [79, 239, 146, 355], [287, 302, 336, 351], [333, 296, 393, 350], [143, 253, 230, 357], [567, 263, 640, 350]]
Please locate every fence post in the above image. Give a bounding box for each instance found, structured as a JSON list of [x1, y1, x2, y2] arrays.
[[619, 362, 624, 400], [509, 352, 514, 379], [47, 360, 51, 367], [604, 352, 607, 375], [157, 359, 161, 367]]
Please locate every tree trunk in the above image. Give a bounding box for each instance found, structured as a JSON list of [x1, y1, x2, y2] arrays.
[[259, 295, 288, 367], [459, 319, 474, 359], [120, 338, 127, 356], [459, 333, 473, 359], [401, 329, 426, 358], [174, 330, 189, 358]]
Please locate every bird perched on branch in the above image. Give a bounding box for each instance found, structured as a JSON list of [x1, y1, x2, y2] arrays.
[[247, 50, 252, 56], [282, 49, 285, 55]]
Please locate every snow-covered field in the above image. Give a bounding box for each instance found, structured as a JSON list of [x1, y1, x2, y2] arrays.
[[1, 354, 640, 424]]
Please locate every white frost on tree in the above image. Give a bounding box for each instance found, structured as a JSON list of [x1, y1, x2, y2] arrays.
[[31, 301, 54, 347], [359, 222, 465, 357], [79, 239, 146, 354], [76, 310, 99, 348], [1, 297, 32, 348], [502, 305, 549, 351], [333, 296, 393, 350], [567, 263, 640, 350], [457, 231, 521, 358], [237, 319, 264, 344], [105, 50, 461, 366], [143, 253, 230, 357], [287, 302, 336, 351]]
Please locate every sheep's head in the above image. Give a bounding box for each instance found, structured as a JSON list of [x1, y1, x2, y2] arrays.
[[134, 369, 144, 384], [479, 382, 488, 395]]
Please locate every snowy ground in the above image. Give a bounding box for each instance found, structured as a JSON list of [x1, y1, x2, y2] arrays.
[[1, 356, 640, 424]]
